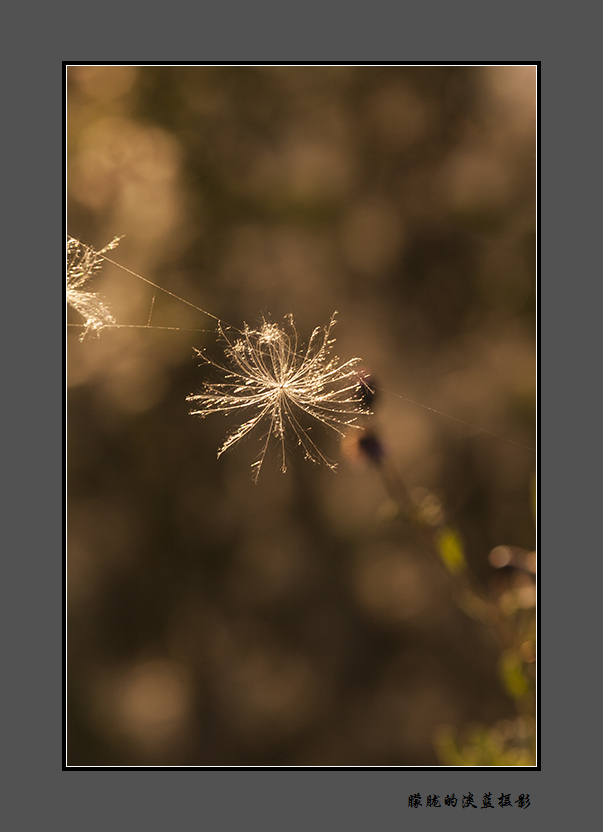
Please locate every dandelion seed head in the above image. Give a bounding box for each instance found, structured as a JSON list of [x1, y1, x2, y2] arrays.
[[187, 313, 368, 482], [67, 236, 120, 339]]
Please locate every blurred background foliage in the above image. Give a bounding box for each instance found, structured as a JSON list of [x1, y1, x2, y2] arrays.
[[67, 65, 536, 766]]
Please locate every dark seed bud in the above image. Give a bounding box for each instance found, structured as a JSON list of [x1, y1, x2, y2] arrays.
[[355, 369, 378, 411], [358, 428, 385, 463]]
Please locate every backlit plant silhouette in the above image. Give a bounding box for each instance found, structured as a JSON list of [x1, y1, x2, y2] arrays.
[[67, 236, 120, 339], [187, 313, 367, 481]]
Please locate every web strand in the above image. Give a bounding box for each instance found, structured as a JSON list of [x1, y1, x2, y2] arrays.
[[67, 323, 211, 333], [146, 292, 156, 327], [376, 386, 536, 453], [99, 253, 239, 331]]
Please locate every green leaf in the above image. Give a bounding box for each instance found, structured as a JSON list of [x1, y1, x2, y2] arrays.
[[530, 472, 537, 525], [436, 528, 466, 575], [500, 651, 529, 699]]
